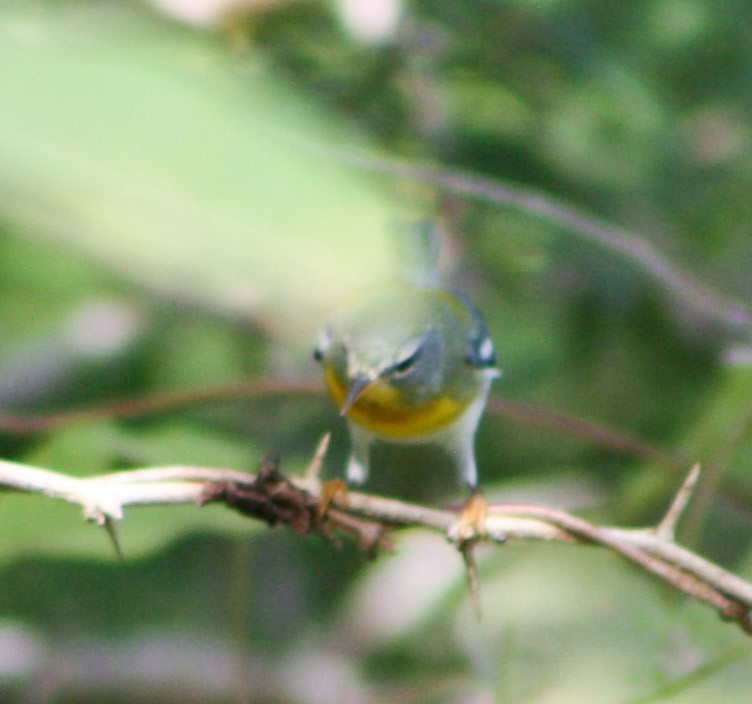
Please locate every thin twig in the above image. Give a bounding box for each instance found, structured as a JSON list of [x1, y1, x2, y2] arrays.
[[486, 396, 684, 468], [270, 131, 751, 333], [0, 379, 323, 434], [0, 383, 682, 472], [336, 153, 752, 334]]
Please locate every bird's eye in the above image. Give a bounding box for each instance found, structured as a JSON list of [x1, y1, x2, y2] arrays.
[[313, 329, 333, 363], [392, 347, 421, 374]]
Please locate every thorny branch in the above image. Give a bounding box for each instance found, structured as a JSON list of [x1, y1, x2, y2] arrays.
[[0, 438, 751, 634]]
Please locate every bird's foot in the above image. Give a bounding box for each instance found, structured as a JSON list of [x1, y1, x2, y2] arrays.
[[448, 491, 488, 545], [316, 478, 349, 521]]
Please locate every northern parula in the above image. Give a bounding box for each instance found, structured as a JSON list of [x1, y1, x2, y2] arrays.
[[314, 281, 498, 490]]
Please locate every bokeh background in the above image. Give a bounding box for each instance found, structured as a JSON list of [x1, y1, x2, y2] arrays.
[[1, 0, 752, 701]]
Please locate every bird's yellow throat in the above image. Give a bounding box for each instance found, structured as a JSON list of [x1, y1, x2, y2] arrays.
[[323, 366, 467, 440]]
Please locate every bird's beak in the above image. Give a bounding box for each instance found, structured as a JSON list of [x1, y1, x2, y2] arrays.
[[340, 372, 374, 416]]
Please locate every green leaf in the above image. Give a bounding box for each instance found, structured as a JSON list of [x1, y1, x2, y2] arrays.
[[0, 1, 404, 346]]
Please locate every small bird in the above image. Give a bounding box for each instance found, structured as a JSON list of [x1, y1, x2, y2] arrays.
[[314, 244, 498, 492]]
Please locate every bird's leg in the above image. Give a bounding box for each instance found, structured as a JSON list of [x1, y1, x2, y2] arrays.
[[345, 424, 372, 486]]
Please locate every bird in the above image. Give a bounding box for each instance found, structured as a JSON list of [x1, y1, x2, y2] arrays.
[[313, 238, 498, 494]]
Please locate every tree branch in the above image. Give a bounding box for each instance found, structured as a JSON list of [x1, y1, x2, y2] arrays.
[[0, 449, 750, 633]]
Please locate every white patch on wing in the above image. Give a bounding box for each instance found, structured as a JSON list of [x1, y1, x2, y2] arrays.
[[477, 336, 495, 364]]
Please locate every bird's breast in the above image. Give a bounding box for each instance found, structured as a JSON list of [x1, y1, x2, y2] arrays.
[[323, 366, 468, 440]]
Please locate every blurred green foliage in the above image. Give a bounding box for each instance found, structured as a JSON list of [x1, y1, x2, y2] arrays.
[[1, 0, 752, 701]]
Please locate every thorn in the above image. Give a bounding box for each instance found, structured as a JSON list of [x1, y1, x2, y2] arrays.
[[656, 463, 702, 541], [103, 515, 125, 561], [304, 433, 331, 484], [459, 540, 482, 620], [447, 493, 488, 620]]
